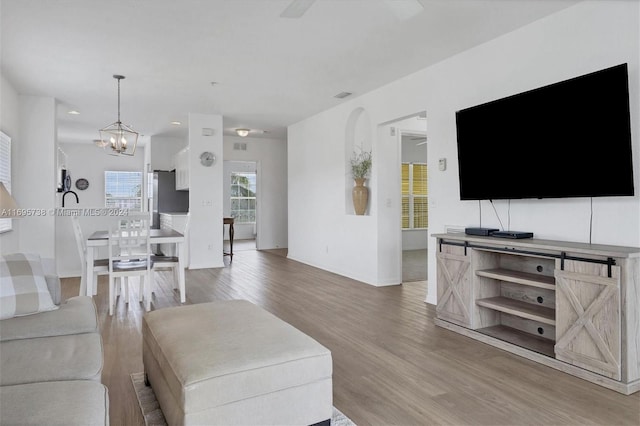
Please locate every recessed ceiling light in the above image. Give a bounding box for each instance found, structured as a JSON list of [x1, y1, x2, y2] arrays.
[[170, 121, 182, 125], [68, 110, 80, 115]]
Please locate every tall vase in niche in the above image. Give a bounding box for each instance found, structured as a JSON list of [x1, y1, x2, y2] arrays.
[[352, 178, 368, 215], [350, 149, 372, 216]]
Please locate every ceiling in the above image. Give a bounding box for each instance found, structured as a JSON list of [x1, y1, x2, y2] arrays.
[[1, 0, 581, 144]]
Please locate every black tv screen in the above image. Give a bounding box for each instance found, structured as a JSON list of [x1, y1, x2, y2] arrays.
[[456, 63, 634, 200]]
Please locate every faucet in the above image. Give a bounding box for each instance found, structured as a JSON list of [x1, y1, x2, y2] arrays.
[[62, 190, 79, 208]]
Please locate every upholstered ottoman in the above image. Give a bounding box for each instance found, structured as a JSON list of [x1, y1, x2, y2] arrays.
[[142, 300, 333, 426]]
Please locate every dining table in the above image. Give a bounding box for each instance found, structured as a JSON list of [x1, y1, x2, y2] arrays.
[[85, 228, 186, 303]]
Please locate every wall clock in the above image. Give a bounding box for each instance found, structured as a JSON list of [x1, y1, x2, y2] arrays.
[[200, 151, 216, 167], [75, 178, 89, 190]]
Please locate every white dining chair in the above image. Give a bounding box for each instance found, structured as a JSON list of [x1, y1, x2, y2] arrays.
[[71, 215, 109, 297], [152, 213, 189, 302], [107, 212, 154, 315]]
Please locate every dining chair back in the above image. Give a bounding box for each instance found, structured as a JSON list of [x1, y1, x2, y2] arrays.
[[71, 215, 109, 297], [107, 212, 154, 315]]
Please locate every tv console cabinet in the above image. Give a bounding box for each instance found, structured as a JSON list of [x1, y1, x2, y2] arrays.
[[432, 233, 640, 395]]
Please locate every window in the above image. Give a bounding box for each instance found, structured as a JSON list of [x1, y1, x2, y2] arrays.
[[105, 171, 143, 211], [0, 131, 11, 233], [401, 163, 428, 229], [230, 172, 256, 223]]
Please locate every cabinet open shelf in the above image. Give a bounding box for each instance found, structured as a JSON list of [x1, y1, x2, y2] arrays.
[[476, 297, 556, 325], [476, 268, 555, 290], [435, 233, 640, 395], [476, 325, 555, 357]]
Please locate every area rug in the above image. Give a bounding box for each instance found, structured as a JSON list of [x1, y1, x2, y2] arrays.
[[131, 372, 356, 426]]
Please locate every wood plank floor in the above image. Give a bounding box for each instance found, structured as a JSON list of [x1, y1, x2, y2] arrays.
[[61, 248, 640, 426]]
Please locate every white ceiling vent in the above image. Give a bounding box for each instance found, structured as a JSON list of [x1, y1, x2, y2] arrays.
[[334, 92, 352, 99], [233, 142, 247, 151]]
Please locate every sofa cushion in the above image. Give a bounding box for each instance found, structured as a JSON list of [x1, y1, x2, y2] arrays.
[[0, 380, 109, 426], [0, 296, 98, 342], [0, 253, 58, 320], [0, 332, 103, 386]]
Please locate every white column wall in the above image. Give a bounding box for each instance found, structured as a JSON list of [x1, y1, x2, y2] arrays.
[[188, 113, 224, 269], [287, 1, 640, 302], [16, 96, 57, 259]]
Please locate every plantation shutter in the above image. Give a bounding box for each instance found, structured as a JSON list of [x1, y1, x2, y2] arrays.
[[0, 131, 12, 232], [401, 162, 428, 229], [413, 163, 428, 229], [401, 163, 410, 229]]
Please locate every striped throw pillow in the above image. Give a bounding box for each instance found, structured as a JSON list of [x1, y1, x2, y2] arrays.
[[0, 253, 58, 320]]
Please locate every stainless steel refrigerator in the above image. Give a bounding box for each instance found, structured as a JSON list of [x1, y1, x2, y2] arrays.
[[151, 171, 189, 229]]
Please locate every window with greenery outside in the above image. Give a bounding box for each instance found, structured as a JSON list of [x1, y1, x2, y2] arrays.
[[230, 172, 256, 223]]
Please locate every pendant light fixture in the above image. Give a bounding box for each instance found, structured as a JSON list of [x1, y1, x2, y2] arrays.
[[98, 75, 139, 156]]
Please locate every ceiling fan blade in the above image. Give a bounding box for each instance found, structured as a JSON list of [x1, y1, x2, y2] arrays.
[[382, 0, 424, 20], [280, 0, 316, 18]]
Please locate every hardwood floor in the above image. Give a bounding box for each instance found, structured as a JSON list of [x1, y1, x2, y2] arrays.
[[402, 249, 427, 282], [61, 249, 640, 426]]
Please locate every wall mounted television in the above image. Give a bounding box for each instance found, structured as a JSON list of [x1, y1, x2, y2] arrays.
[[455, 63, 634, 200]]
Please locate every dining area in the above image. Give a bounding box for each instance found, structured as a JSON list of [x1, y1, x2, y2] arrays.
[[72, 211, 187, 316]]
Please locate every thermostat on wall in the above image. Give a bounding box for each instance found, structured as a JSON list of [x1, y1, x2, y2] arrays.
[[438, 158, 447, 171]]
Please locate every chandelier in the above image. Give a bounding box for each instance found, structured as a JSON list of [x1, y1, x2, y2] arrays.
[[98, 75, 138, 156]]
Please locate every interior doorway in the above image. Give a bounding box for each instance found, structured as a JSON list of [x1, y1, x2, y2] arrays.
[[378, 112, 428, 284], [223, 160, 258, 252], [400, 129, 428, 282]]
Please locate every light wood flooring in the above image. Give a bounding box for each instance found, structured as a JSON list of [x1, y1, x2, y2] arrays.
[[402, 249, 427, 282], [60, 248, 640, 426]]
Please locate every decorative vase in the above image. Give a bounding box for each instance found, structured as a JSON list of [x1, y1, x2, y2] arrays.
[[352, 178, 369, 215]]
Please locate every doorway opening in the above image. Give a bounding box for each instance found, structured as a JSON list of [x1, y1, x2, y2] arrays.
[[400, 128, 428, 282], [223, 160, 258, 253], [377, 112, 428, 284]]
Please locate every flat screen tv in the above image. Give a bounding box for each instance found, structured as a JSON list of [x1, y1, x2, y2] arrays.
[[456, 63, 634, 200]]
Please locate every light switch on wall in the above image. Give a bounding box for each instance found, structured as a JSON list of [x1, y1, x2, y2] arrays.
[[438, 158, 447, 171]]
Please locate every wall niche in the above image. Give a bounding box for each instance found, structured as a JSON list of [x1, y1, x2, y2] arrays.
[[344, 107, 372, 215]]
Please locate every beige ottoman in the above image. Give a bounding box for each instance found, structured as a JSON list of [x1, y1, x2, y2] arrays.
[[142, 300, 333, 426]]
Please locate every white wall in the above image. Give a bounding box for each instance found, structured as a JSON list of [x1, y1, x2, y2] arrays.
[[0, 74, 20, 254], [15, 96, 57, 258], [54, 142, 146, 277], [188, 113, 224, 269], [148, 132, 287, 251], [288, 1, 640, 303], [149, 135, 187, 171], [223, 135, 288, 249]]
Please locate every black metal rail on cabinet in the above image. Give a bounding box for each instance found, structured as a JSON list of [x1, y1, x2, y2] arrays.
[[438, 238, 616, 278]]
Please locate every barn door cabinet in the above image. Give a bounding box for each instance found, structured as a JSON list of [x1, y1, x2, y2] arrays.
[[433, 233, 640, 395]]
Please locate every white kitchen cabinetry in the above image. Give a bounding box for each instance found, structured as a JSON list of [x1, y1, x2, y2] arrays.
[[174, 147, 189, 191]]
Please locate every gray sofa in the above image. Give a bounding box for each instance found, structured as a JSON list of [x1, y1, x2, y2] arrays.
[[0, 254, 109, 425]]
